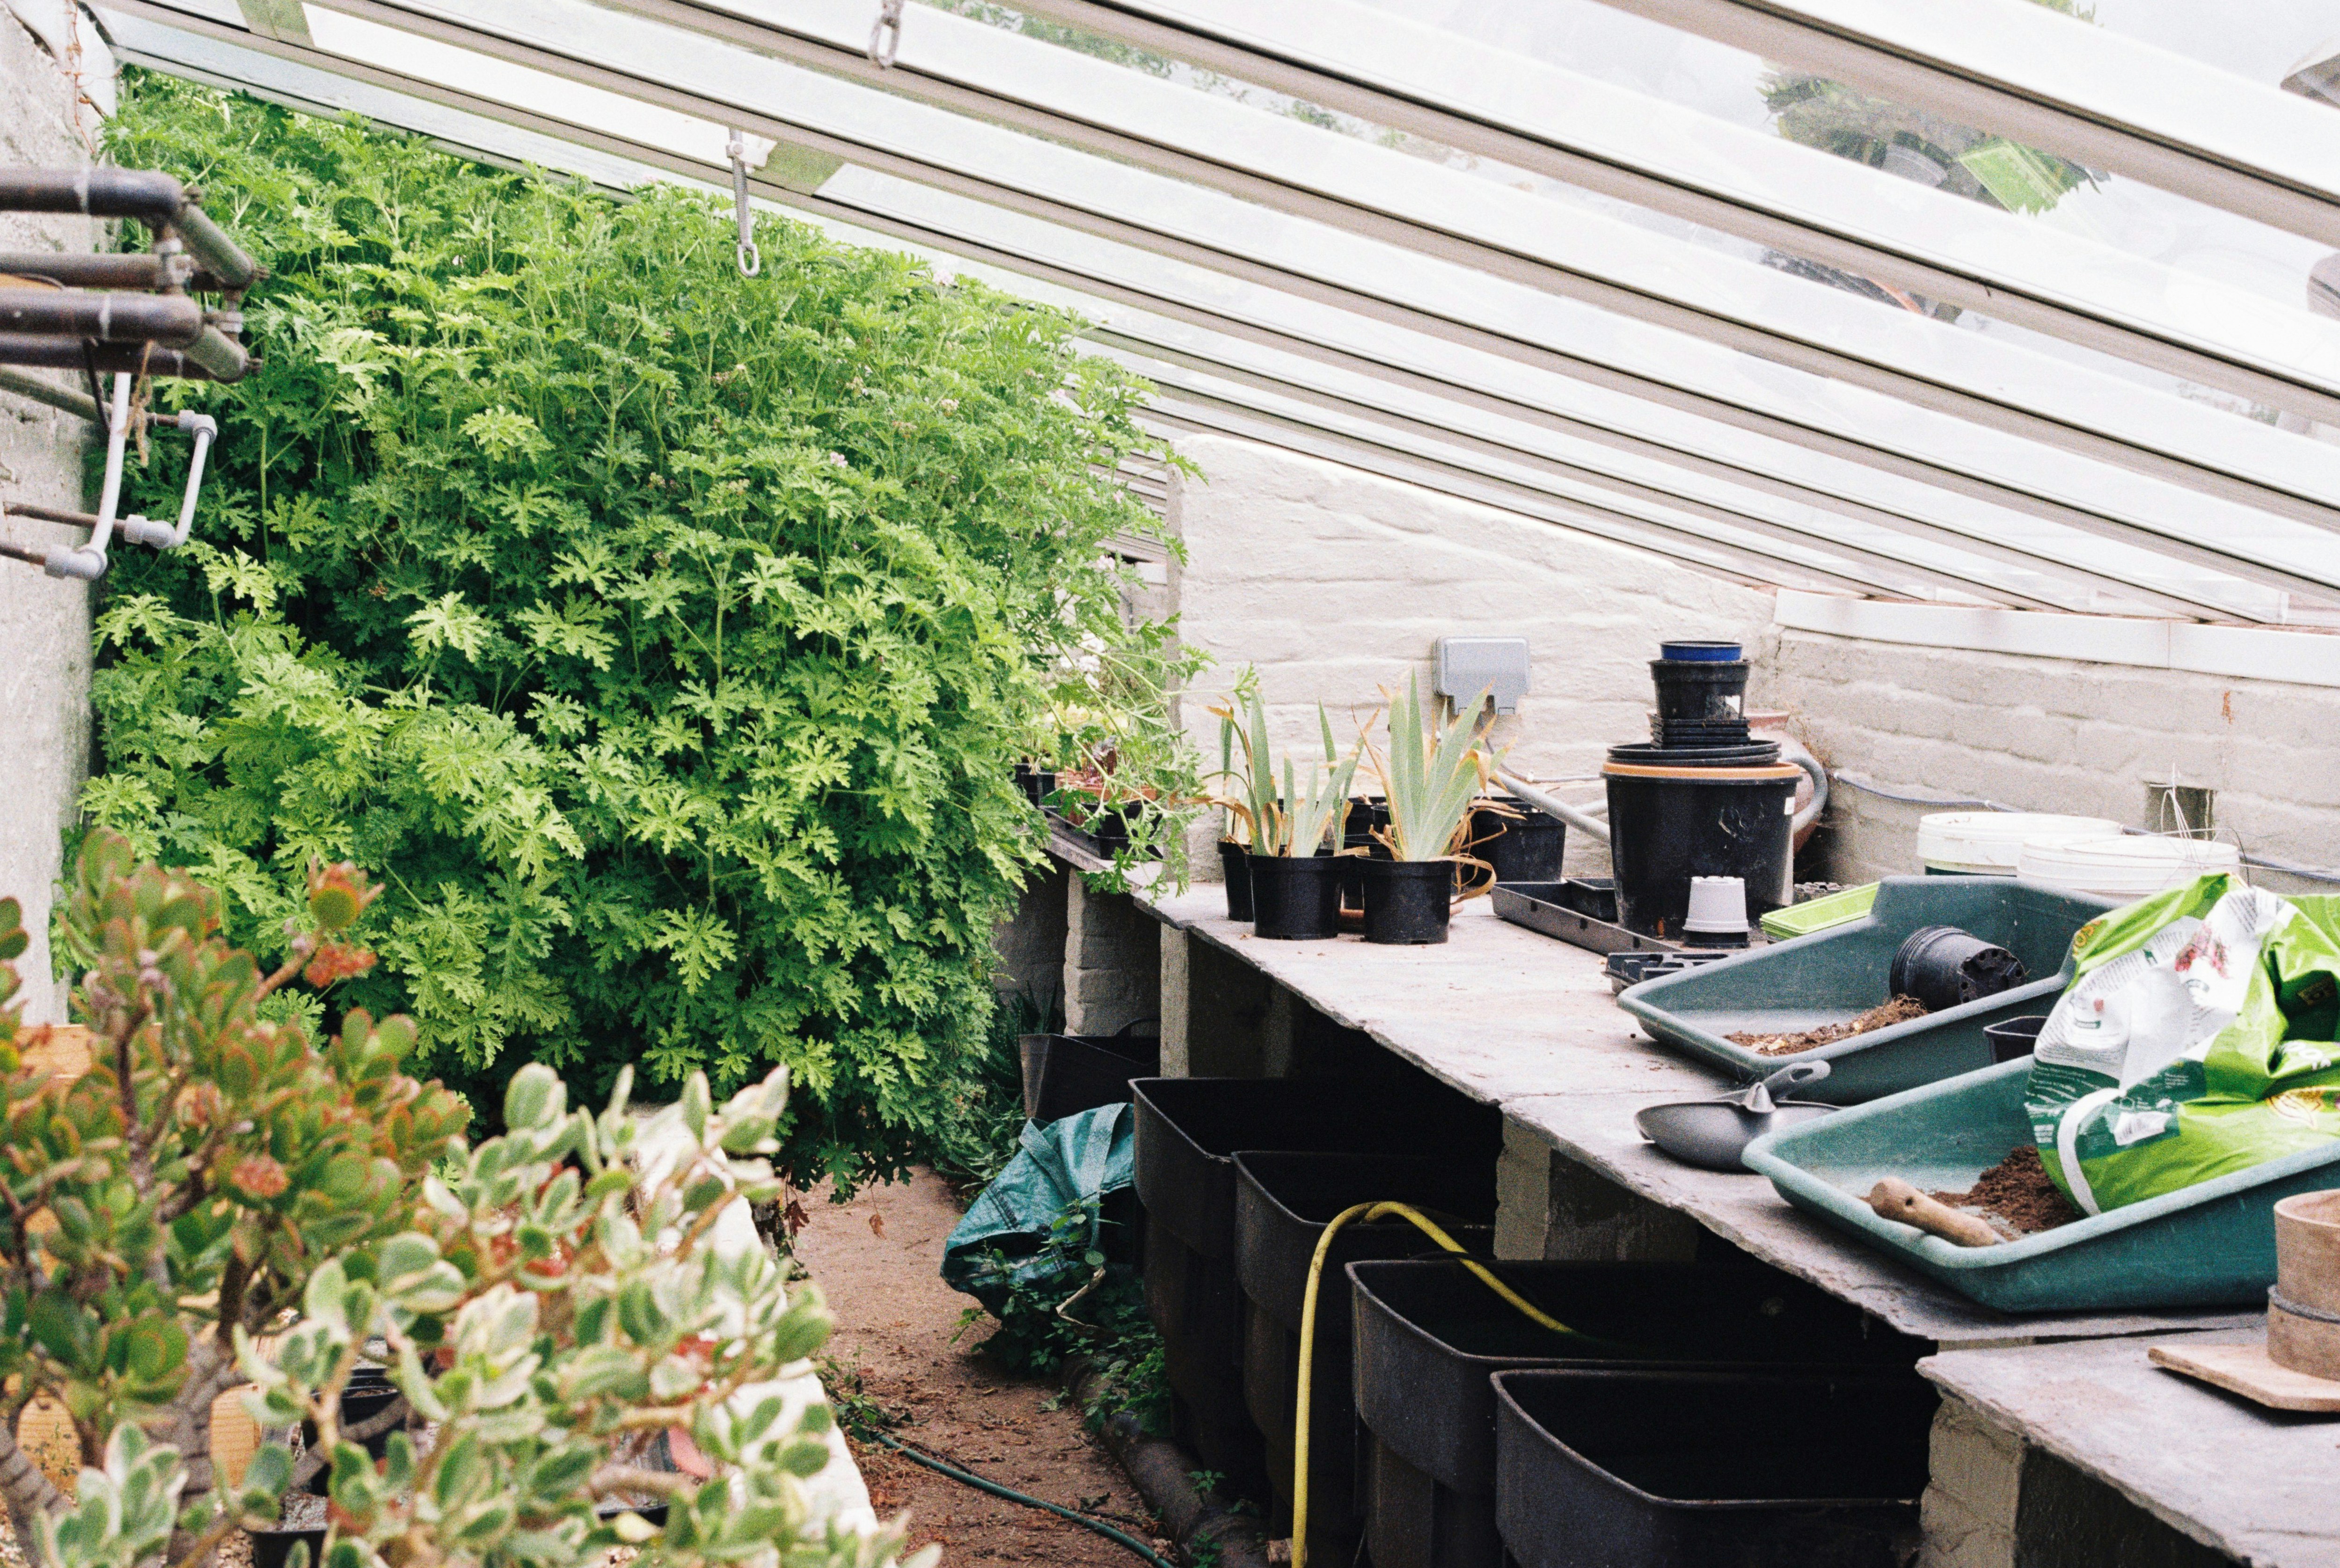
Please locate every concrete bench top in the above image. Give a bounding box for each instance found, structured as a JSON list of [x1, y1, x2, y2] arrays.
[[1924, 1330, 2340, 1568], [1134, 884, 2256, 1348]]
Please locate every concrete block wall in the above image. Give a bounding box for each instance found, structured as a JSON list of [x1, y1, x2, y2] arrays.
[[0, 4, 106, 1020], [1166, 434, 1775, 874], [1760, 630, 2340, 896]]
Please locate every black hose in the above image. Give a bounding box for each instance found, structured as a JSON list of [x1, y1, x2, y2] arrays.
[[863, 1428, 1175, 1568]]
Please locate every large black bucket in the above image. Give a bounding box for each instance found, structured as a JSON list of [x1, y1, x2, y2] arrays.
[[1602, 750, 1799, 939], [1018, 1028, 1160, 1124], [1494, 1367, 1933, 1568], [1348, 1259, 1925, 1568], [1133, 1080, 1499, 1508], [1234, 1153, 1498, 1560]]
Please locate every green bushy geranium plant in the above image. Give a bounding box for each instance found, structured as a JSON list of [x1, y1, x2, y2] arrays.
[[84, 74, 1195, 1186], [2, 833, 922, 1568]]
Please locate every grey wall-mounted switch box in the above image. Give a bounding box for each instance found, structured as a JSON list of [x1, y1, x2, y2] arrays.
[[1435, 636, 1530, 714]]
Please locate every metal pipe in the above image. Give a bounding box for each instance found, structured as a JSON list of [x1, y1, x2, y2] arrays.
[[0, 287, 206, 345], [40, 373, 133, 580], [3, 501, 95, 529], [121, 411, 220, 551], [1493, 770, 1609, 846], [0, 171, 263, 292], [0, 336, 218, 379], [173, 203, 263, 293], [0, 365, 100, 421], [0, 252, 184, 290], [182, 324, 250, 381]]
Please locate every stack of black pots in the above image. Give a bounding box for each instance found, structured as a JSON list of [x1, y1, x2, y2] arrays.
[[1601, 642, 1801, 939]]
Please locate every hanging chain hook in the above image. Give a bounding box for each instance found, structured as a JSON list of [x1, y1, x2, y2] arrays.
[[726, 128, 760, 277], [868, 0, 904, 68]]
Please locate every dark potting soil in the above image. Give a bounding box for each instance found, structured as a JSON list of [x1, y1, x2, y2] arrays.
[[1930, 1145, 2082, 1238], [1727, 995, 1929, 1057]]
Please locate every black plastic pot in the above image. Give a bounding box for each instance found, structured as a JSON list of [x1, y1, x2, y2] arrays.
[[1985, 1014, 2048, 1064], [1465, 803, 1565, 884], [1493, 1368, 1932, 1568], [249, 1529, 326, 1568], [1018, 1028, 1159, 1124], [1218, 841, 1254, 922], [1235, 1153, 1497, 1558], [301, 1365, 400, 1492], [1133, 1080, 1500, 1509], [1360, 859, 1453, 945], [1648, 658, 1749, 724], [1349, 1259, 1925, 1568], [1010, 763, 1055, 809], [1890, 925, 2029, 1012], [1602, 749, 1799, 940], [1250, 853, 1343, 940]]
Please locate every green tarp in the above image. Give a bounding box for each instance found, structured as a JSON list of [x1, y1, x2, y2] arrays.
[[940, 1102, 1133, 1311]]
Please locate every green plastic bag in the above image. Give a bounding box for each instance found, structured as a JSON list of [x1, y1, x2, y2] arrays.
[[2026, 875, 2340, 1216], [940, 1102, 1133, 1312]]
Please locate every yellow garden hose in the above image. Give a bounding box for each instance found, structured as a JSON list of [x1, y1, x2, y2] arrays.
[[1290, 1202, 1584, 1568]]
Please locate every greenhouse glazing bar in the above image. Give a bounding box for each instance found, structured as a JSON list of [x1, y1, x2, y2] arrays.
[[95, 2, 2340, 615], [1593, 0, 2340, 248], [286, 0, 2340, 542], [712, 0, 2340, 431], [1091, 331, 2243, 624], [1121, 367, 2067, 612], [1139, 400, 1930, 603]]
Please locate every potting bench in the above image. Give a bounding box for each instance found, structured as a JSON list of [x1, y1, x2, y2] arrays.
[[1021, 859, 2331, 1567]]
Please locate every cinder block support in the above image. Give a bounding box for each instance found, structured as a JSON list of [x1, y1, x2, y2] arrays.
[[1061, 875, 1161, 1036], [1493, 1127, 1706, 1262], [1158, 920, 1191, 1075], [990, 861, 1069, 1017], [1921, 1397, 2022, 1568], [1173, 932, 1286, 1078]]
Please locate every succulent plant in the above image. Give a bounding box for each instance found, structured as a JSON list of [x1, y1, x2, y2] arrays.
[[0, 833, 927, 1568]]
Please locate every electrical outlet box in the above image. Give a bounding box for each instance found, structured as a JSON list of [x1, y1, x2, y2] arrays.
[[1435, 636, 1530, 715]]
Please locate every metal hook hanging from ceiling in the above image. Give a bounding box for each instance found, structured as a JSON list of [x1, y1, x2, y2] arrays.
[[868, 0, 904, 69], [725, 128, 760, 277]]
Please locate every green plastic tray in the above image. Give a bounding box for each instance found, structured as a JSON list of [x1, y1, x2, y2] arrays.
[[1616, 877, 2116, 1102], [1758, 882, 1877, 940], [1745, 1057, 2340, 1312]]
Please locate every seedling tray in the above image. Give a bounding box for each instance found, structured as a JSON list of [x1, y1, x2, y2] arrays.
[[1616, 876, 2115, 1102], [1492, 878, 1681, 955], [1745, 1057, 2340, 1312]]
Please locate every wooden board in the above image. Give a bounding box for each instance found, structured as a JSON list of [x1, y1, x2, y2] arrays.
[[2150, 1338, 2340, 1414]]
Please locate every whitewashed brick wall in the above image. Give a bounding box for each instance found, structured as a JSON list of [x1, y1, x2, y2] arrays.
[[0, 5, 105, 1019], [1759, 630, 2340, 895], [1166, 434, 1776, 870]]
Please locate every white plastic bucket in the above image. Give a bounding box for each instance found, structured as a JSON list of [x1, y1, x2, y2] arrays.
[[1915, 812, 2123, 875], [2015, 835, 2243, 899]]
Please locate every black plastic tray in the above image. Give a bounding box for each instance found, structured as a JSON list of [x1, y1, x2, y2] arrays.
[[1492, 878, 1682, 955]]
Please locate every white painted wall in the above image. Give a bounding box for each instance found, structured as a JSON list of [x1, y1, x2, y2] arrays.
[[0, 5, 103, 1019], [1165, 434, 1775, 872], [1758, 628, 2340, 897]]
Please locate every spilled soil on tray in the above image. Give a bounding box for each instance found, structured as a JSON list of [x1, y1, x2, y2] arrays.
[[791, 1167, 1165, 1567], [1728, 995, 1928, 1057], [1930, 1145, 2083, 1238]]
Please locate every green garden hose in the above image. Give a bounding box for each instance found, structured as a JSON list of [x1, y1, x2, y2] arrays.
[[865, 1428, 1176, 1568], [1291, 1202, 1584, 1568]]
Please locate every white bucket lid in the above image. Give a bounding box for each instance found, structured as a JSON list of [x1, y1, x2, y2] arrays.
[[1916, 812, 2124, 872], [2016, 834, 2243, 897]]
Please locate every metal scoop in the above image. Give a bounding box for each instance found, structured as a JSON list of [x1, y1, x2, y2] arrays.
[[1635, 1061, 1838, 1173]]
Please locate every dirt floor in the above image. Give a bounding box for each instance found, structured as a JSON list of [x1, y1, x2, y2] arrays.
[[792, 1168, 1168, 1567]]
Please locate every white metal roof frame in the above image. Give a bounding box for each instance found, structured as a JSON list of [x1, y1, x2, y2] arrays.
[[74, 0, 2340, 632]]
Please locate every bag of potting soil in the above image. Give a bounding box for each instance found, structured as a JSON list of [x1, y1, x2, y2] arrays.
[[2026, 875, 2340, 1216], [939, 1101, 1133, 1312]]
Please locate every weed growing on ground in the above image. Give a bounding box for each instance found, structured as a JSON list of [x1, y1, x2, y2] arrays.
[[954, 1201, 1169, 1433]]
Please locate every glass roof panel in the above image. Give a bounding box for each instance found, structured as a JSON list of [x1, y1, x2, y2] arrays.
[[225, 0, 2340, 560], [88, 0, 2340, 623]]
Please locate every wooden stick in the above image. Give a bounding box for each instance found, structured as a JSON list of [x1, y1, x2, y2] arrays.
[[1866, 1178, 2003, 1247]]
